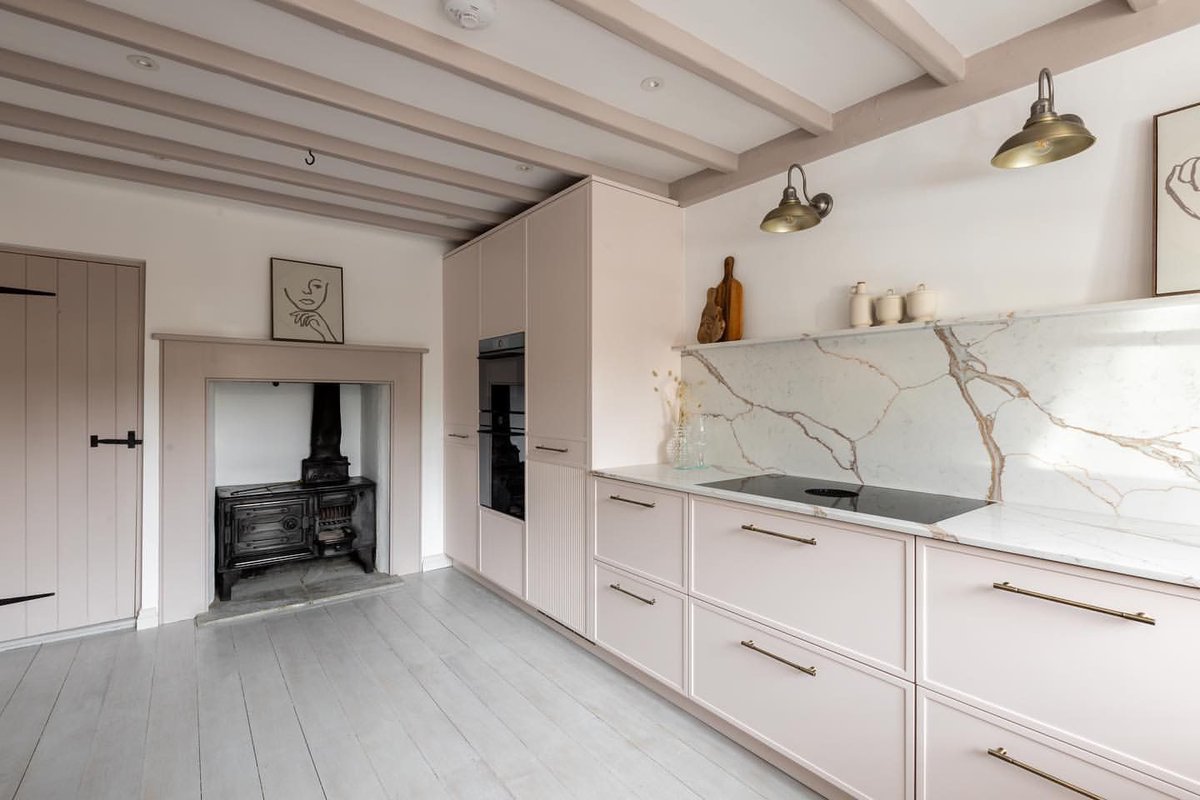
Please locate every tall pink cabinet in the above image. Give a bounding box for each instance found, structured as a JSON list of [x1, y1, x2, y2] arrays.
[[442, 177, 683, 634]]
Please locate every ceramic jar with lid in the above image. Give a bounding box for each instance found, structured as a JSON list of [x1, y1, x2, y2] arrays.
[[906, 283, 938, 322], [874, 290, 904, 326]]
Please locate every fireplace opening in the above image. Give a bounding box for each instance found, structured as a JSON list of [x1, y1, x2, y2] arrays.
[[207, 381, 392, 605]]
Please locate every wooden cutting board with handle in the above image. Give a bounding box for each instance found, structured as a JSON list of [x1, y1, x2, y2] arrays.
[[714, 256, 743, 341]]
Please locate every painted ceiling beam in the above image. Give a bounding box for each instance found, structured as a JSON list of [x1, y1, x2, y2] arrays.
[[256, 0, 739, 172], [0, 49, 543, 205], [1126, 0, 1164, 10], [550, 0, 832, 135], [836, 0, 966, 84], [0, 0, 669, 194], [0, 102, 506, 227], [0, 139, 475, 240]]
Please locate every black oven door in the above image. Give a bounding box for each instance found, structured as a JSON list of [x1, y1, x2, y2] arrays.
[[479, 428, 525, 520]]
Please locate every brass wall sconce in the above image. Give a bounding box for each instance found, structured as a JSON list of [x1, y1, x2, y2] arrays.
[[992, 67, 1096, 169], [760, 163, 833, 233]]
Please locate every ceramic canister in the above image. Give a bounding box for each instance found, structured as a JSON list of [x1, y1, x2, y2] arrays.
[[849, 281, 873, 328], [906, 283, 938, 322], [874, 289, 904, 325]]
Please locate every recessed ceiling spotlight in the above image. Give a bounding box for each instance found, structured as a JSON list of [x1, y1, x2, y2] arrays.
[[640, 76, 664, 92], [515, 163, 532, 172], [126, 54, 159, 71]]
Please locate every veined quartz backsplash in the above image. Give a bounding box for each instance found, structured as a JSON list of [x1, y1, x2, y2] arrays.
[[682, 298, 1200, 524]]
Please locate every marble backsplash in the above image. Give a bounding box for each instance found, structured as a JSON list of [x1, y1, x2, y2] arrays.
[[682, 298, 1200, 524]]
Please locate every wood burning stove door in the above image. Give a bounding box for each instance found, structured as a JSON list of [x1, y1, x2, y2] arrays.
[[227, 496, 316, 567]]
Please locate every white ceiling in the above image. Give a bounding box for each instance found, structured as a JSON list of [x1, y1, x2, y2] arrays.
[[0, 0, 1117, 239]]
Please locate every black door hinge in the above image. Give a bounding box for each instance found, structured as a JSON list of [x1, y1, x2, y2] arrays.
[[0, 592, 55, 607], [0, 286, 56, 297], [90, 430, 143, 449]]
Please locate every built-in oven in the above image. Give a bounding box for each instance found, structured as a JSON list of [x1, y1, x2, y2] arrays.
[[478, 333, 525, 520]]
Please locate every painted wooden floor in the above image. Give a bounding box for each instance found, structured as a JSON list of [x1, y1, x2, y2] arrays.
[[0, 568, 824, 800]]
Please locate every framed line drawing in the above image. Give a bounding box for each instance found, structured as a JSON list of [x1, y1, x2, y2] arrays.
[[1154, 100, 1200, 296], [271, 258, 345, 344]]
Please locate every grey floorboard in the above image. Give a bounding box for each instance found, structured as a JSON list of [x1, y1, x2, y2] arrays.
[[0, 568, 824, 800], [0, 640, 79, 800]]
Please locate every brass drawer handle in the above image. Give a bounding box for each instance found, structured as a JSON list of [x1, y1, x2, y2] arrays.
[[609, 583, 656, 605], [448, 433, 469, 439], [739, 640, 817, 676], [987, 748, 1105, 799], [609, 495, 656, 509], [740, 524, 816, 546], [992, 582, 1155, 625], [535, 445, 569, 453]]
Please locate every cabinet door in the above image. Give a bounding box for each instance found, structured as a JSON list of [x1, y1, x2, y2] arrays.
[[526, 461, 587, 633], [527, 188, 588, 448], [479, 219, 526, 339], [479, 508, 524, 598], [443, 440, 479, 569], [443, 243, 480, 429]]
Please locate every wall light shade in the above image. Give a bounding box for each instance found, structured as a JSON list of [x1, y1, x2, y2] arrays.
[[992, 67, 1095, 169], [760, 163, 833, 233]]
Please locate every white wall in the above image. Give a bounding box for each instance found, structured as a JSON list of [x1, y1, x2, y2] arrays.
[[212, 382, 365, 486], [684, 25, 1200, 340], [0, 160, 447, 625]]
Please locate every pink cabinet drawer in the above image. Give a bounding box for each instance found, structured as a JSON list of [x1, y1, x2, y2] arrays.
[[918, 690, 1187, 800], [691, 600, 914, 800], [595, 478, 687, 589], [692, 497, 913, 676], [595, 562, 686, 691], [919, 541, 1200, 795]]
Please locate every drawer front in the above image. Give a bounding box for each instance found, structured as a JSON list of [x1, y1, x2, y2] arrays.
[[595, 562, 686, 691], [919, 690, 1186, 800], [691, 600, 914, 800], [920, 542, 1200, 794], [527, 435, 587, 469], [595, 478, 687, 589], [692, 498, 913, 675]]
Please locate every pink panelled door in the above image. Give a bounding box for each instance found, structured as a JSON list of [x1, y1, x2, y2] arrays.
[[0, 250, 141, 644]]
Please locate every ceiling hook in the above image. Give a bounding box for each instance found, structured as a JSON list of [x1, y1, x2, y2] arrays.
[[304, 149, 316, 166]]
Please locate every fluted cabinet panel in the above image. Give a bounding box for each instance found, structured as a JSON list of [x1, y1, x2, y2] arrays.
[[527, 461, 587, 634]]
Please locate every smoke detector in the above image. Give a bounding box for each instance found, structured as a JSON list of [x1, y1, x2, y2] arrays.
[[443, 0, 496, 30]]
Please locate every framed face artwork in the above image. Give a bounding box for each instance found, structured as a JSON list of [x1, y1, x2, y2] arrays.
[[1154, 101, 1200, 296], [271, 258, 345, 343]]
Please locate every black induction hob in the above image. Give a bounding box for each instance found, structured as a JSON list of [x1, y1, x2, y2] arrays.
[[699, 474, 991, 525]]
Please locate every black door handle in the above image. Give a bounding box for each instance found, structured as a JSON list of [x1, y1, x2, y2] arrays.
[[90, 430, 143, 449]]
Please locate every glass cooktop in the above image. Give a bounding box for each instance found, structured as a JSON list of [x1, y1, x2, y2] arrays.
[[699, 473, 990, 525]]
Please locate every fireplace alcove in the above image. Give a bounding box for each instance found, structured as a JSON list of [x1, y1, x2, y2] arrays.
[[155, 334, 425, 624]]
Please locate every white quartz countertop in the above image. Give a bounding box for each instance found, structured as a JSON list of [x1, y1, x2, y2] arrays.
[[593, 464, 1200, 590]]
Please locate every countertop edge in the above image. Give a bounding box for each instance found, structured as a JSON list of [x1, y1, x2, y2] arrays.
[[591, 467, 1200, 591]]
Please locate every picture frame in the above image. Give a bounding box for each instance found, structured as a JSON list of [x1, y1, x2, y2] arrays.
[[1153, 100, 1200, 296], [270, 258, 345, 344]]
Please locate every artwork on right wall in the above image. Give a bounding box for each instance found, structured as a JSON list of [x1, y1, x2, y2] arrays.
[[1154, 100, 1200, 296]]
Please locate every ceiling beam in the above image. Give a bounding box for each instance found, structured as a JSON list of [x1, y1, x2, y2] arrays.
[[0, 139, 475, 240], [256, 0, 738, 172], [671, 0, 1200, 206], [1126, 0, 1164, 10], [0, 49, 543, 205], [550, 0, 832, 134], [0, 0, 670, 193], [0, 102, 506, 226], [836, 0, 966, 84]]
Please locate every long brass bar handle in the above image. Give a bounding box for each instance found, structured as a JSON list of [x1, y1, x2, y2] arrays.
[[992, 582, 1156, 625], [987, 748, 1105, 800], [740, 524, 817, 546], [535, 445, 569, 453], [609, 583, 656, 605], [609, 495, 657, 509], [739, 640, 817, 676]]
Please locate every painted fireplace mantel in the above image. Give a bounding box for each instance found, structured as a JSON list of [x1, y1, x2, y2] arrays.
[[153, 333, 426, 624]]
